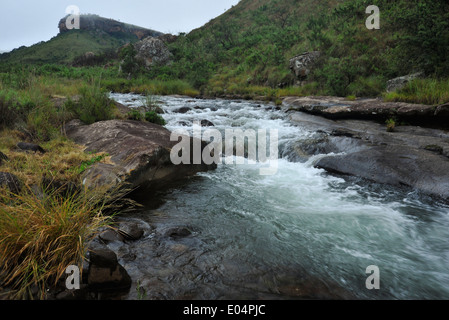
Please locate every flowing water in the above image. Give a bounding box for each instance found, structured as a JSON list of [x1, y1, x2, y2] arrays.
[[109, 93, 449, 300]]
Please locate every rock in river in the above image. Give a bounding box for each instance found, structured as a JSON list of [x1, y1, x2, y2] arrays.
[[64, 119, 216, 192]]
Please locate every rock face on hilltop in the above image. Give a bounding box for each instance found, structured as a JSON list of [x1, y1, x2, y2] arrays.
[[58, 14, 163, 40], [64, 119, 216, 192], [134, 37, 173, 67]]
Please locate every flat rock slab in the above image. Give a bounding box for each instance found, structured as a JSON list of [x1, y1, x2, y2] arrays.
[[65, 119, 216, 191], [283, 96, 446, 126], [287, 110, 449, 200]]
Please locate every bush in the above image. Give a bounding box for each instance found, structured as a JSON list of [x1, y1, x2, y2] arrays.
[[67, 82, 115, 125], [127, 110, 143, 121], [145, 111, 166, 126], [0, 94, 19, 130]]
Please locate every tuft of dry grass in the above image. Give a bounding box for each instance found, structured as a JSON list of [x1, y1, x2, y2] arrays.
[[0, 186, 113, 299]]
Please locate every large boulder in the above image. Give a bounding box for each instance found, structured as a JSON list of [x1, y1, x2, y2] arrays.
[[386, 72, 423, 92], [289, 51, 321, 84], [134, 36, 173, 67], [64, 119, 216, 192]]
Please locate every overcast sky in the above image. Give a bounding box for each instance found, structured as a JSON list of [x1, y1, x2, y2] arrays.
[[0, 0, 240, 52]]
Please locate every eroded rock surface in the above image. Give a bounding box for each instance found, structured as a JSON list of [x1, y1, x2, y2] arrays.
[[64, 119, 216, 192]]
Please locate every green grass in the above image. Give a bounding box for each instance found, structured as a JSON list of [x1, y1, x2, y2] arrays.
[[384, 78, 449, 105], [0, 30, 137, 65]]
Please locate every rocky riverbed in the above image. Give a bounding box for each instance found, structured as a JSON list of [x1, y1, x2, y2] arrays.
[[49, 94, 449, 300], [282, 96, 449, 200]]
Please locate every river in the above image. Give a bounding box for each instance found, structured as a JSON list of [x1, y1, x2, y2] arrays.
[[109, 93, 449, 300]]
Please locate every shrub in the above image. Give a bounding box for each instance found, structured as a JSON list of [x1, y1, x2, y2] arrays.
[[386, 118, 396, 132], [127, 110, 143, 121], [67, 82, 115, 125], [145, 111, 166, 126]]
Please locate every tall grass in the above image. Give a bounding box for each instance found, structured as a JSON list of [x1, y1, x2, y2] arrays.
[[0, 186, 113, 299], [384, 78, 449, 105]]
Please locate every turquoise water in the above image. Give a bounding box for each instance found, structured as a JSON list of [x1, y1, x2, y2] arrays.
[[110, 94, 449, 299]]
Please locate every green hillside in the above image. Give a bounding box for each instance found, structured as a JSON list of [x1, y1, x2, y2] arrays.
[[157, 0, 449, 99], [0, 30, 136, 65], [0, 14, 161, 65]]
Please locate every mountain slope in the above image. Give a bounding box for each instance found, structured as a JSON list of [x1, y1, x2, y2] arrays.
[[0, 14, 162, 65], [162, 0, 449, 97]]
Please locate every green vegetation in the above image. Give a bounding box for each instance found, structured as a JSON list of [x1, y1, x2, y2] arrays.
[[384, 78, 449, 105], [1, 0, 449, 299], [0, 187, 112, 299], [385, 118, 396, 132], [150, 0, 448, 101]]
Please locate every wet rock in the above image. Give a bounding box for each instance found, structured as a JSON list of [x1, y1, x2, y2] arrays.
[[99, 229, 125, 243], [434, 103, 449, 117], [200, 120, 215, 127], [424, 144, 444, 154], [17, 142, 46, 153], [0, 172, 21, 194], [118, 222, 145, 241], [55, 285, 89, 300], [87, 245, 132, 292], [288, 110, 449, 199], [154, 106, 165, 114], [315, 145, 449, 199], [174, 106, 192, 114], [164, 226, 193, 239]]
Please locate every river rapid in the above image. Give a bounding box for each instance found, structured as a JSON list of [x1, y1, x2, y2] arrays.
[[109, 93, 449, 300]]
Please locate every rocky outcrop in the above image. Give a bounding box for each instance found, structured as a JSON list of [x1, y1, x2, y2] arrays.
[[286, 109, 449, 200], [58, 14, 162, 40], [289, 51, 321, 84], [283, 96, 449, 128], [16, 142, 46, 154], [134, 37, 173, 67], [64, 119, 216, 192], [386, 72, 423, 92]]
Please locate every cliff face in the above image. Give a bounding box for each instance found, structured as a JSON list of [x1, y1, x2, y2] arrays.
[[58, 14, 163, 40]]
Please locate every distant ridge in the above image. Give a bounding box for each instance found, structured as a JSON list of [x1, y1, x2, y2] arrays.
[[58, 14, 163, 40], [0, 14, 164, 65]]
